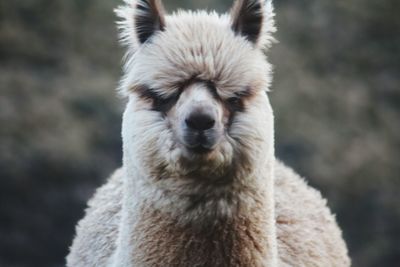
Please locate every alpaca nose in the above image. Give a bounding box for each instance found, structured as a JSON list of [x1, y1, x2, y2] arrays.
[[185, 112, 215, 131]]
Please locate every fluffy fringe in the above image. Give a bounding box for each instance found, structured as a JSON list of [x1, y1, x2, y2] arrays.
[[115, 0, 276, 52]]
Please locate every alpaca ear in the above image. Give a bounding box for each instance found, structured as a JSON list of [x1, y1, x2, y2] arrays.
[[134, 0, 166, 43], [115, 0, 166, 51], [230, 0, 276, 49]]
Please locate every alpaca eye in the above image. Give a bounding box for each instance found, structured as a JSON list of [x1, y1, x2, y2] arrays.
[[226, 96, 244, 112], [152, 93, 179, 113], [227, 96, 240, 105]]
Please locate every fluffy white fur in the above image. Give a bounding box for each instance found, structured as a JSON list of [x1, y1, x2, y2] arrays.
[[67, 1, 351, 266]]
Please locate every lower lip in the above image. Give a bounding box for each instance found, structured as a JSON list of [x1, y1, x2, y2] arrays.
[[186, 145, 213, 154]]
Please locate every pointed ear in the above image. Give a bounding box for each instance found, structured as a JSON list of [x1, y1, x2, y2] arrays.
[[135, 0, 166, 43], [115, 0, 166, 51], [230, 0, 276, 49]]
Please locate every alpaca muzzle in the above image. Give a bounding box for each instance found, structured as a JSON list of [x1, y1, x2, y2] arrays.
[[182, 109, 221, 153]]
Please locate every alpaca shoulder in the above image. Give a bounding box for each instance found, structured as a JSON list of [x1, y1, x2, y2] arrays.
[[66, 168, 123, 267], [274, 160, 351, 267]]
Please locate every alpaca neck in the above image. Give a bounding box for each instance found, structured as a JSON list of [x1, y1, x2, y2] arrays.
[[113, 159, 278, 267]]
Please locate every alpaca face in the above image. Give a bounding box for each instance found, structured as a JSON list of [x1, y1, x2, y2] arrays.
[[119, 0, 276, 180], [169, 82, 225, 155]]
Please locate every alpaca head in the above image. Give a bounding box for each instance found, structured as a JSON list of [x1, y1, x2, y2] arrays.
[[118, 0, 276, 183]]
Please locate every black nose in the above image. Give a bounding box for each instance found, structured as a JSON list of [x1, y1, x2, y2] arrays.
[[185, 112, 215, 131]]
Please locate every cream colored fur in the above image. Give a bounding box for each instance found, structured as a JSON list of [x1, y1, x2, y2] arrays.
[[67, 1, 350, 266]]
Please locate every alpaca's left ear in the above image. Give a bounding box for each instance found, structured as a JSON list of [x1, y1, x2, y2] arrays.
[[230, 0, 276, 49], [116, 0, 166, 52]]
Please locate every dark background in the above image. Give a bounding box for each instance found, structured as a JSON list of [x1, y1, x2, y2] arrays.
[[0, 0, 399, 266]]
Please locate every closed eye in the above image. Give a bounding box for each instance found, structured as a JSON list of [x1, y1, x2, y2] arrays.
[[135, 85, 180, 113], [227, 96, 241, 106], [226, 94, 244, 112], [152, 93, 179, 112]]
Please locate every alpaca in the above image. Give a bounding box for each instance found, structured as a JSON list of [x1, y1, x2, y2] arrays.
[[66, 0, 351, 266]]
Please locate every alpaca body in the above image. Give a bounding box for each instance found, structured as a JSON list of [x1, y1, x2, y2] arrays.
[[67, 1, 350, 266], [67, 161, 350, 267]]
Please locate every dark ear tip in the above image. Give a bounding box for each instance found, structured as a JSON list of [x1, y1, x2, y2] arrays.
[[231, 0, 264, 44], [135, 0, 166, 44]]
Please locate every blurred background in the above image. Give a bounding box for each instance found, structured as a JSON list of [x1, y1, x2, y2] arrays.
[[0, 0, 399, 266]]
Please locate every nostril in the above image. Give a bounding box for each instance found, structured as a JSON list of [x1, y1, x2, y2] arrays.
[[185, 113, 215, 131]]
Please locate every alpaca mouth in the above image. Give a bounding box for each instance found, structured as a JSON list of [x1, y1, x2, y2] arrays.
[[183, 130, 217, 154], [187, 144, 213, 154]]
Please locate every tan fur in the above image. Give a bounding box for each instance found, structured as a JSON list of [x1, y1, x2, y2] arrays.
[[67, 1, 350, 266], [67, 161, 350, 266], [129, 201, 272, 266]]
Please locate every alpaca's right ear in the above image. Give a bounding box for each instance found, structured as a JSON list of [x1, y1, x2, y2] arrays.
[[115, 0, 166, 51]]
